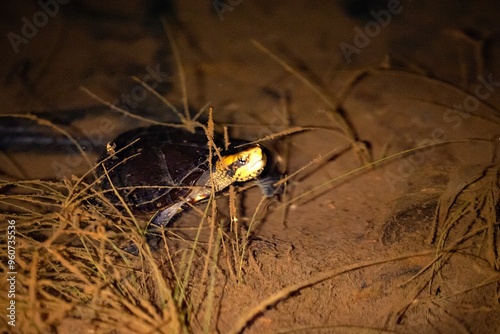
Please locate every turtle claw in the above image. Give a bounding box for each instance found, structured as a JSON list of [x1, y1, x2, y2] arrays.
[[122, 242, 140, 256], [121, 233, 162, 256], [145, 233, 162, 251], [257, 172, 284, 198]]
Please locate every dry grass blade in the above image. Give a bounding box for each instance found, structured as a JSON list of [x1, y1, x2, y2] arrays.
[[202, 228, 223, 333], [131, 76, 186, 123], [162, 18, 191, 125], [80, 87, 185, 128], [233, 126, 313, 148]]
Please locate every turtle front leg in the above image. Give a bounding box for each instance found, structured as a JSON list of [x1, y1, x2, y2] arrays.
[[150, 201, 185, 227], [142, 202, 186, 251]]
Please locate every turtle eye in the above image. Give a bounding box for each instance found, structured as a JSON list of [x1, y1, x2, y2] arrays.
[[237, 155, 249, 165]]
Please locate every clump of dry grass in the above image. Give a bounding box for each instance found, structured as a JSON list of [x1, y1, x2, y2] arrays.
[[0, 172, 185, 333], [431, 163, 500, 270]]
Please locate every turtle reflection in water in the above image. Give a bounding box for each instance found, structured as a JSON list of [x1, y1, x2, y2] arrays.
[[97, 125, 282, 253]]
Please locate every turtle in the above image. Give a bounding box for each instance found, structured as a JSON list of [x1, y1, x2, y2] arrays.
[[97, 125, 281, 251]]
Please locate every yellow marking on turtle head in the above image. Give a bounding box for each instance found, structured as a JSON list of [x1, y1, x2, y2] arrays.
[[217, 145, 267, 182]]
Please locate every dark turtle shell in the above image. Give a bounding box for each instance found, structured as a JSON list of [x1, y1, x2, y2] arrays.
[[99, 126, 220, 212]]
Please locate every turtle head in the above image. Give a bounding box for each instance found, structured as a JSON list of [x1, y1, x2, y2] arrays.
[[217, 145, 267, 182], [210, 144, 282, 197]]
